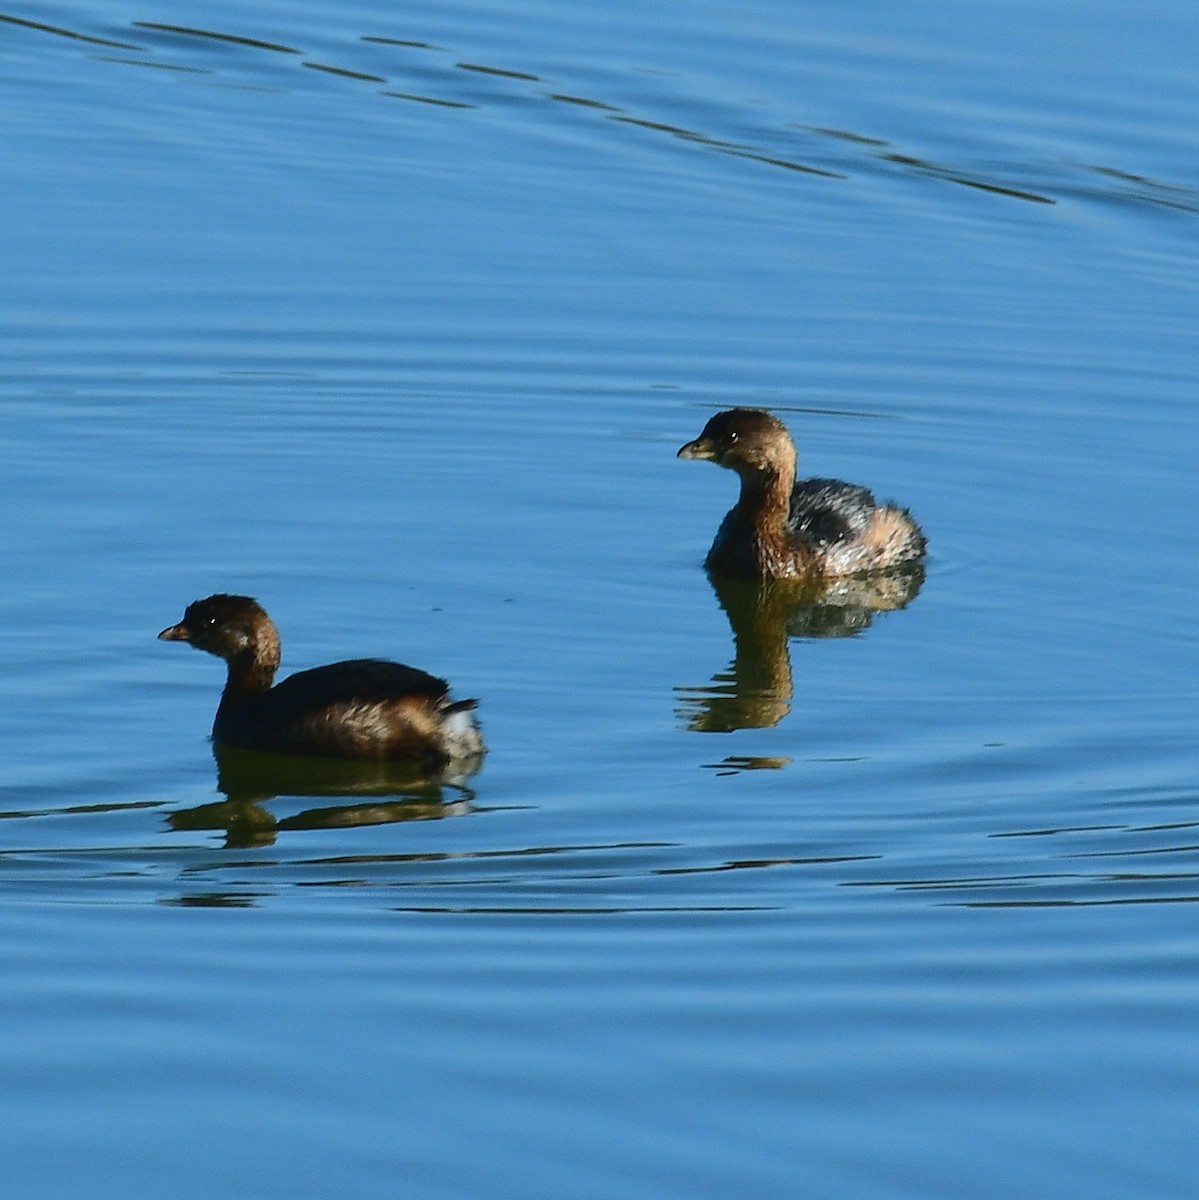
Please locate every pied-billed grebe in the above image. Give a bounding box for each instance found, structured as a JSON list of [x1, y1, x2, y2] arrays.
[[678, 408, 926, 579], [159, 594, 483, 763]]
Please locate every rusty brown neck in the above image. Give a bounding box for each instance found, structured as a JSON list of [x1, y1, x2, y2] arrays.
[[738, 464, 792, 529]]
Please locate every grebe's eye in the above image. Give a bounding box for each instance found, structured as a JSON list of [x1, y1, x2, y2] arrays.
[[726, 431, 738, 444]]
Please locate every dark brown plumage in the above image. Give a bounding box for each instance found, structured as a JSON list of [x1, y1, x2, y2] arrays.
[[159, 594, 483, 763]]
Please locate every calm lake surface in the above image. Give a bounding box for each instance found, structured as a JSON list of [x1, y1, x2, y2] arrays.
[[3, 1, 1198, 1196]]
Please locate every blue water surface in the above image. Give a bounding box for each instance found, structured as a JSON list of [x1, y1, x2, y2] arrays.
[[2, 0, 1198, 1196]]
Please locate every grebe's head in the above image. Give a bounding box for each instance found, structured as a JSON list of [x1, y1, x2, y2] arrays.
[[159, 593, 278, 667], [678, 408, 796, 476]]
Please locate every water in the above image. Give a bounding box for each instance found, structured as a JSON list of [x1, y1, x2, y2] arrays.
[[2, 1, 1198, 1196]]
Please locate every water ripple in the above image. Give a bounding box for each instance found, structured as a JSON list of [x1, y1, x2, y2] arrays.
[[3, 7, 1194, 220]]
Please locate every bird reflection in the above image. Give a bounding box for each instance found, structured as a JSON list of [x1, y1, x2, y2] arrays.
[[677, 566, 924, 732], [167, 745, 482, 848]]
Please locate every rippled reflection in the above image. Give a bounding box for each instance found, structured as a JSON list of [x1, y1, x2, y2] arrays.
[[677, 567, 924, 732], [166, 745, 481, 847]]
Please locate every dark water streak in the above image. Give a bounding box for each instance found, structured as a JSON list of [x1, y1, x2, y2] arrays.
[[3, 7, 1194, 218]]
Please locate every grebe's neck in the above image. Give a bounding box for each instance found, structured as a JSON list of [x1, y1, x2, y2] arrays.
[[716, 454, 815, 579], [735, 457, 794, 532], [221, 626, 280, 698]]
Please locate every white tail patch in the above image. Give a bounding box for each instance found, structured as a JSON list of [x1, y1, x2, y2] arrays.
[[441, 701, 484, 758]]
